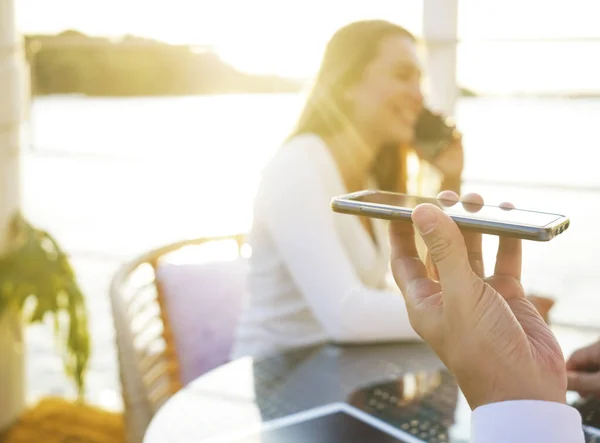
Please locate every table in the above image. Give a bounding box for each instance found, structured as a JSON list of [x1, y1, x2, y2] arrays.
[[144, 325, 600, 443]]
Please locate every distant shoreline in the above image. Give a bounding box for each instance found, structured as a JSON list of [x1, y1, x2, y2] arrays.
[[25, 31, 304, 96], [23, 31, 600, 99]]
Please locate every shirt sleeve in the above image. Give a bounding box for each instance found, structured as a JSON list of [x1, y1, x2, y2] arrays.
[[471, 400, 585, 442], [257, 147, 420, 343]]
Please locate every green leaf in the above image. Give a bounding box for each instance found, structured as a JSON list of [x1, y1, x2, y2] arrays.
[[0, 212, 90, 398]]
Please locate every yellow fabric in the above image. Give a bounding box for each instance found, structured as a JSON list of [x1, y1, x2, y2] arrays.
[[0, 397, 124, 443]]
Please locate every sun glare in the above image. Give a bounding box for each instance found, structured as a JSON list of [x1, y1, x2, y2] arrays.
[[16, 0, 600, 93]]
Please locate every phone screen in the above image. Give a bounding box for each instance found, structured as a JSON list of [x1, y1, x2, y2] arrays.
[[351, 192, 563, 228]]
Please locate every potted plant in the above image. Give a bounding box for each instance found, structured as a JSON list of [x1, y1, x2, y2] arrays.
[[0, 213, 90, 424]]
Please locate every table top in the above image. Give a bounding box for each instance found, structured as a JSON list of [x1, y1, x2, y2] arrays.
[[144, 326, 600, 443]]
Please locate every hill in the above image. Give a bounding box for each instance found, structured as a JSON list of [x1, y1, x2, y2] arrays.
[[25, 30, 304, 96]]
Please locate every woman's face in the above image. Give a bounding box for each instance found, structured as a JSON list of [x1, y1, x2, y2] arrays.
[[346, 35, 424, 146]]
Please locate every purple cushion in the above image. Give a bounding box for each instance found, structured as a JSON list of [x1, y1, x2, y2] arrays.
[[156, 258, 248, 385]]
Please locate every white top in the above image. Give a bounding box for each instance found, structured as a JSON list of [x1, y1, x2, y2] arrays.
[[473, 400, 585, 442], [231, 133, 419, 359]]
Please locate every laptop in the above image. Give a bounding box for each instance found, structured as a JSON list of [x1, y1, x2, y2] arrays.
[[347, 371, 600, 442]]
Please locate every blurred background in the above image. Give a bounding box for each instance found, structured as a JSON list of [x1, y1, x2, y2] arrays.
[[5, 0, 600, 424]]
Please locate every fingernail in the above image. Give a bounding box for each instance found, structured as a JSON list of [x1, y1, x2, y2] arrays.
[[413, 205, 438, 234]]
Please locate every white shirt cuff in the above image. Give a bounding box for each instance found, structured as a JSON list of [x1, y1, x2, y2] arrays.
[[471, 400, 584, 442]]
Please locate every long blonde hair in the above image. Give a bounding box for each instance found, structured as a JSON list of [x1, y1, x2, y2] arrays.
[[289, 20, 416, 192]]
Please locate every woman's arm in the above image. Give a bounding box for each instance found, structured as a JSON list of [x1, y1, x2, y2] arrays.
[[257, 151, 419, 343]]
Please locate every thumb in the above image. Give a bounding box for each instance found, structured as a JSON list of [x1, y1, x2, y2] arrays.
[[567, 371, 600, 396], [412, 204, 475, 296], [425, 251, 439, 281]]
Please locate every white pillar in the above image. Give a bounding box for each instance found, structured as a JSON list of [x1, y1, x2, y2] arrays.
[[0, 0, 28, 432], [422, 0, 459, 116], [413, 0, 460, 260]]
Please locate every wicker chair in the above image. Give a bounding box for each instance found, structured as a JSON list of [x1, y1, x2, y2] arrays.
[[109, 234, 247, 443]]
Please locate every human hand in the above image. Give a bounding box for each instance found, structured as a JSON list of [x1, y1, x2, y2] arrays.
[[389, 191, 567, 410], [430, 133, 464, 178], [527, 294, 555, 324], [567, 340, 600, 397]]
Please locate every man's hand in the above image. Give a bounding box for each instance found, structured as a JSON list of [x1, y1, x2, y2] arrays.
[[567, 340, 600, 397], [389, 191, 567, 410], [527, 294, 555, 324]]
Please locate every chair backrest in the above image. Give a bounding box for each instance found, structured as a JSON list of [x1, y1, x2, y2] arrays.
[[156, 256, 248, 385], [109, 234, 246, 443]]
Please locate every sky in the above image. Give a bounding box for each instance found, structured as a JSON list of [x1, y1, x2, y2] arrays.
[[15, 0, 600, 94]]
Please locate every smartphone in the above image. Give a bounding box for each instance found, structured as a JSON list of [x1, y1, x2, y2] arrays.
[[331, 190, 570, 242], [413, 108, 456, 161]]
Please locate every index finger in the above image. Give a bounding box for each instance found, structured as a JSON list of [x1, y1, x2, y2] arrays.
[[494, 202, 522, 280], [435, 191, 484, 278], [459, 193, 485, 278], [437, 190, 459, 208]]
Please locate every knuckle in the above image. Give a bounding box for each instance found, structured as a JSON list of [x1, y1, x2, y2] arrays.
[[427, 235, 454, 263]]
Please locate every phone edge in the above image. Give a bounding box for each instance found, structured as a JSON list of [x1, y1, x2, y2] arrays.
[[331, 198, 570, 242]]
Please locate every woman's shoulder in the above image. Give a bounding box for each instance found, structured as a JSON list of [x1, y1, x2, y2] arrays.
[[263, 133, 333, 179], [254, 133, 341, 208], [277, 133, 329, 161]]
